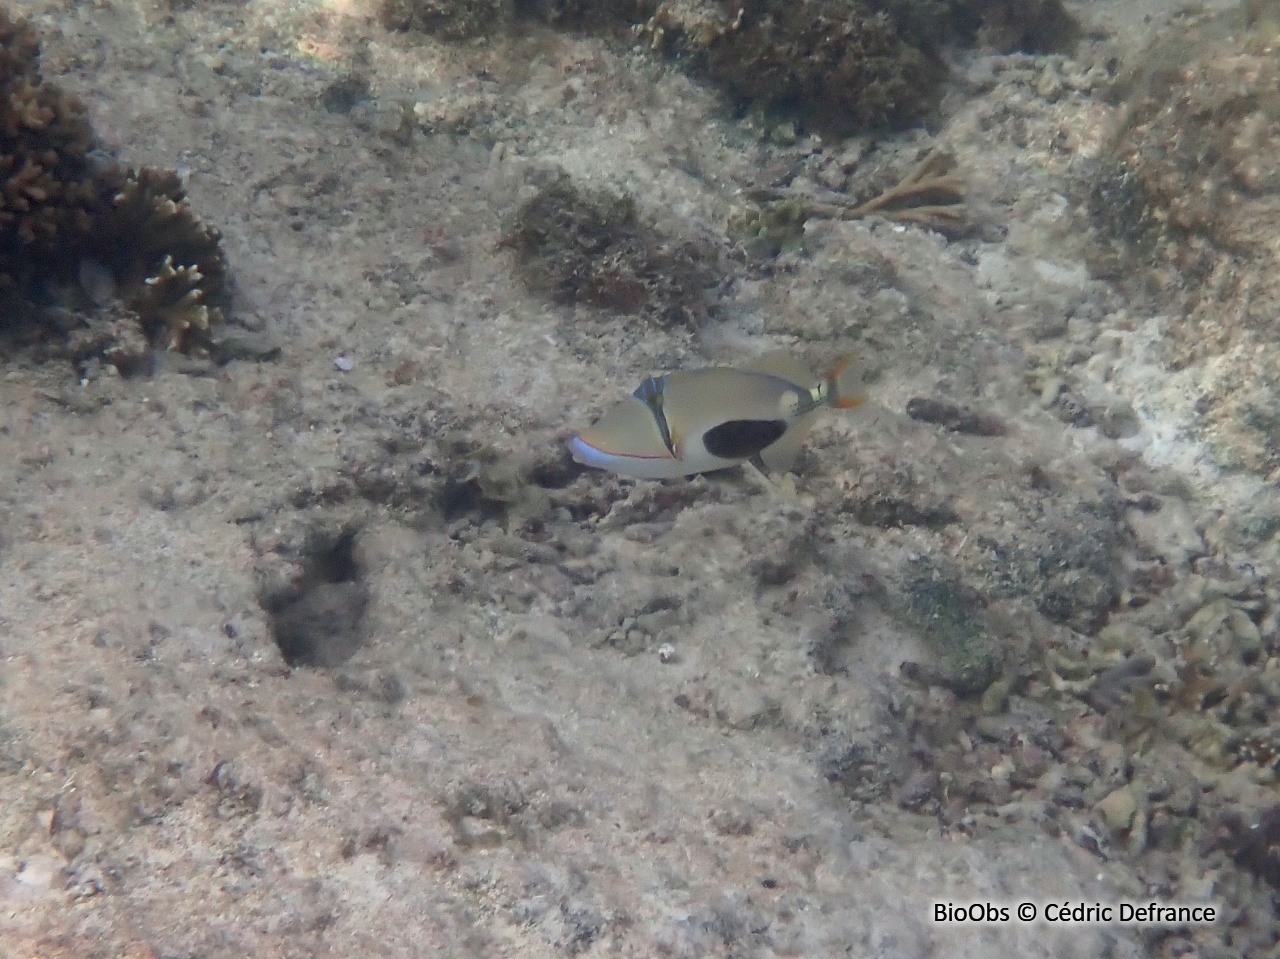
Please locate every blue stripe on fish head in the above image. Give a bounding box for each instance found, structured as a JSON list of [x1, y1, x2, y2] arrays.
[[631, 375, 675, 456]]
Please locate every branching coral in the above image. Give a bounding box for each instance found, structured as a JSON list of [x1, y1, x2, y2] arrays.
[[133, 256, 217, 351], [0, 12, 97, 289], [86, 167, 228, 353], [0, 10, 230, 365]]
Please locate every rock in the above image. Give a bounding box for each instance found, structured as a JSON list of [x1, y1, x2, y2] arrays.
[[1127, 498, 1204, 568], [1095, 785, 1137, 834]]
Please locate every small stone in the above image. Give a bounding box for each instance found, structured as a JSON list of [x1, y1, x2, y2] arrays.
[[54, 827, 85, 861], [837, 140, 867, 171], [895, 770, 940, 810], [334, 354, 354, 372], [816, 159, 847, 191], [15, 855, 61, 891], [40, 305, 81, 333], [980, 677, 1011, 715], [375, 100, 411, 138], [271, 581, 369, 668], [210, 330, 281, 363], [657, 642, 677, 664], [1036, 66, 1064, 100], [770, 121, 797, 145], [1127, 498, 1204, 568], [1095, 785, 1137, 833]]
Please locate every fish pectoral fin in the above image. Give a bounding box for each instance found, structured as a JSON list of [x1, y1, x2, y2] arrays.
[[758, 413, 817, 473]]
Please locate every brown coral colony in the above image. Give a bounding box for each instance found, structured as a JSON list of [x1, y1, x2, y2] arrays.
[[0, 13, 94, 266], [0, 10, 228, 364]]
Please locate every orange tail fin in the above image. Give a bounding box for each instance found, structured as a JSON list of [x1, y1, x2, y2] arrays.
[[824, 355, 867, 409]]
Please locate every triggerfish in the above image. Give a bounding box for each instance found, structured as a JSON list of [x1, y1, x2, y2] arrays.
[[569, 354, 865, 480]]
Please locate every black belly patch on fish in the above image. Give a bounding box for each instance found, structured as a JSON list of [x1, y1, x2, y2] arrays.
[[702, 419, 788, 459]]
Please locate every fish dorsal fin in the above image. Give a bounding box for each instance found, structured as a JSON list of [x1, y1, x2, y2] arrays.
[[742, 351, 815, 388]]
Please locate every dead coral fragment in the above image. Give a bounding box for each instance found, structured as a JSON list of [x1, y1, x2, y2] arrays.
[[898, 557, 1001, 697], [63, 303, 153, 377], [744, 147, 968, 240], [836, 147, 966, 230], [906, 396, 1005, 436], [1205, 804, 1280, 888], [504, 172, 718, 325], [262, 526, 370, 669]]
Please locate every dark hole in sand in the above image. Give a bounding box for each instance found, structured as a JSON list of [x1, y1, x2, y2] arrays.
[[436, 446, 585, 525], [528, 446, 582, 490], [436, 477, 499, 523], [263, 528, 369, 668]]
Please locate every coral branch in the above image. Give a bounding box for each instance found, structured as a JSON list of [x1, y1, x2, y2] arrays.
[[745, 147, 969, 239], [838, 148, 966, 224]]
